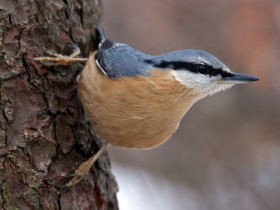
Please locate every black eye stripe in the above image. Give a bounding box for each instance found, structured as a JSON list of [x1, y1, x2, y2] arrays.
[[144, 59, 233, 77], [144, 60, 198, 73]]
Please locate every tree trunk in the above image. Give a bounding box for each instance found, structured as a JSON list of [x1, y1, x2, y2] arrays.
[[0, 0, 118, 209]]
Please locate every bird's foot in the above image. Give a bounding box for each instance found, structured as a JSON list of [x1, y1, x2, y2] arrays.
[[33, 46, 88, 66], [65, 142, 109, 187]]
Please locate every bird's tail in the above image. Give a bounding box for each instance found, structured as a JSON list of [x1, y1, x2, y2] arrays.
[[96, 26, 106, 43]]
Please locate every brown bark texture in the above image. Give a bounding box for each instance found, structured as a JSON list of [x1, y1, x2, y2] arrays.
[[0, 0, 118, 209]]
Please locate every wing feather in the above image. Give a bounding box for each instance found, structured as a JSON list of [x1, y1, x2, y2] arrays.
[[95, 40, 151, 79]]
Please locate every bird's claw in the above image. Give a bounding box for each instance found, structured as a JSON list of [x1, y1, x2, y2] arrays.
[[64, 173, 85, 188], [32, 47, 87, 66], [61, 143, 109, 188], [63, 159, 93, 187]]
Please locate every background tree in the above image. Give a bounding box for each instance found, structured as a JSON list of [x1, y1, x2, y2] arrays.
[[0, 0, 118, 209]]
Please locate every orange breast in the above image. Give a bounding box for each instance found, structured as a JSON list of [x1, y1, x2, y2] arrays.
[[78, 53, 196, 149]]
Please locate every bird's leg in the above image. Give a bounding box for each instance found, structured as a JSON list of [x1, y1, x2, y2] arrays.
[[65, 142, 109, 187], [33, 46, 88, 66]]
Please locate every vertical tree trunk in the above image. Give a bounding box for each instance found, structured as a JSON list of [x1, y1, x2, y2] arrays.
[[0, 0, 118, 209]]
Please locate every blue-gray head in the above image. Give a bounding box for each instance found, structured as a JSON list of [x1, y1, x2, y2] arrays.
[[144, 49, 259, 98], [95, 28, 258, 100]]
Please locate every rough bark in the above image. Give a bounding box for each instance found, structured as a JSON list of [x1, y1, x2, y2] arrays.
[[0, 0, 118, 209]]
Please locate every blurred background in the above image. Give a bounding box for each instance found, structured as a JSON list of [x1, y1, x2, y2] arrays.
[[101, 0, 280, 209]]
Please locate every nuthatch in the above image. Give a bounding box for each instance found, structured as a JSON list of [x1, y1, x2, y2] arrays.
[[34, 27, 259, 186]]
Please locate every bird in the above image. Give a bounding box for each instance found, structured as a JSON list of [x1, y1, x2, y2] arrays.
[[33, 27, 259, 186]]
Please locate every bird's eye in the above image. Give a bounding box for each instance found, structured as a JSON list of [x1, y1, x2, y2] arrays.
[[197, 64, 210, 74]]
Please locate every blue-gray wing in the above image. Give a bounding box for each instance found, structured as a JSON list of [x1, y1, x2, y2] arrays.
[[95, 40, 152, 79]]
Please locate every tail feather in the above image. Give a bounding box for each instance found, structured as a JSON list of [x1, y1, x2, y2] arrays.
[[96, 26, 106, 43]]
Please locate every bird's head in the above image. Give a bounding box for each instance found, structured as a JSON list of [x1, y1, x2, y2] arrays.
[[147, 49, 259, 100]]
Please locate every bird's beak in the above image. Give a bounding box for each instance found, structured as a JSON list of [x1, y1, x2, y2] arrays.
[[223, 73, 259, 84]]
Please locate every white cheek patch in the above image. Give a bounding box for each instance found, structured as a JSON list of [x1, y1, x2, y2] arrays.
[[171, 70, 215, 90], [209, 82, 234, 96], [171, 70, 233, 96]]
